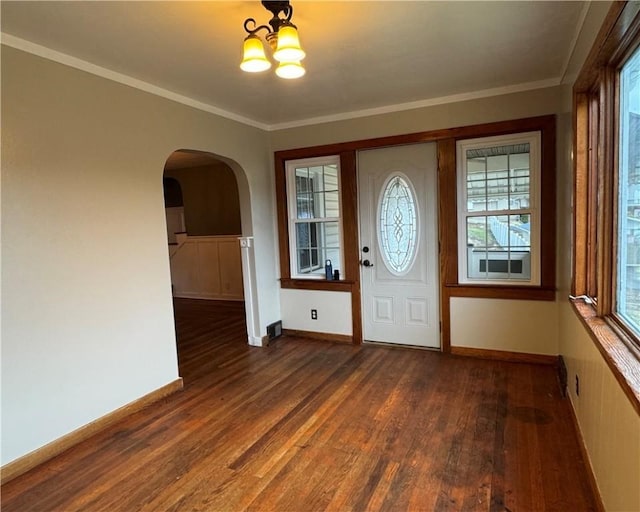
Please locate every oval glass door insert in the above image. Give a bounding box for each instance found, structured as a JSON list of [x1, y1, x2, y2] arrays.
[[377, 173, 419, 274]]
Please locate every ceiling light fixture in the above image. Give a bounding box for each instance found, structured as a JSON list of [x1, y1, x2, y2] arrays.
[[240, 1, 306, 79]]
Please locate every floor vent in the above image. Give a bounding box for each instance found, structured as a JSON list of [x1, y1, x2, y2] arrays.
[[267, 320, 283, 341]]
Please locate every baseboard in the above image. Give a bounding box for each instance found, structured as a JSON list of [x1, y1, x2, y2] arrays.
[[566, 395, 606, 512], [248, 335, 268, 347], [1, 378, 184, 485], [282, 329, 353, 344], [173, 293, 244, 302], [451, 346, 558, 366]]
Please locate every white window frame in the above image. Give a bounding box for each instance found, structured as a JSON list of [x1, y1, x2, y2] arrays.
[[456, 131, 541, 286], [286, 155, 343, 279]]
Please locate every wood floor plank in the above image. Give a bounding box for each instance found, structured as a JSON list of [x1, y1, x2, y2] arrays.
[[1, 298, 598, 512]]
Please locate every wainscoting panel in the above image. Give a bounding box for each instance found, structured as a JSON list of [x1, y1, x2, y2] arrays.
[[170, 236, 243, 301]]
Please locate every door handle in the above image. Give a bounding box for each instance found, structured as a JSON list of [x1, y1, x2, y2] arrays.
[[361, 259, 374, 267]]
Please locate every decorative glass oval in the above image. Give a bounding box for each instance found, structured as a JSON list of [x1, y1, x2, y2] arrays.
[[377, 174, 419, 274]]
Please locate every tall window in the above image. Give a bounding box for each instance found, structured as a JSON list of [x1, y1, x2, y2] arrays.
[[286, 156, 342, 278], [572, 2, 640, 408], [457, 132, 541, 285], [573, 0, 640, 357], [616, 45, 640, 337]]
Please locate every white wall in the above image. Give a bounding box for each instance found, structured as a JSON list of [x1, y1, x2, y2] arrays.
[[280, 289, 352, 335], [0, 46, 278, 465]]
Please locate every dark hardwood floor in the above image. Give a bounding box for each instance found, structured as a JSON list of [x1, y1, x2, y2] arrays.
[[1, 298, 597, 511]]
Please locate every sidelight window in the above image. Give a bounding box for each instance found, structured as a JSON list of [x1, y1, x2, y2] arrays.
[[286, 156, 343, 278], [457, 133, 541, 285]]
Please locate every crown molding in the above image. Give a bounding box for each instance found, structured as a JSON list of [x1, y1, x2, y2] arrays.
[[1, 33, 271, 131], [266, 78, 563, 131], [2, 32, 563, 133], [559, 1, 591, 84]]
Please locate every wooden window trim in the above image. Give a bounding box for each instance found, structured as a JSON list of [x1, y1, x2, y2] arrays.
[[572, 1, 640, 413], [285, 156, 342, 279], [276, 151, 359, 287], [572, 301, 640, 415], [440, 116, 556, 300], [276, 115, 556, 299], [455, 132, 543, 287], [275, 115, 556, 347]]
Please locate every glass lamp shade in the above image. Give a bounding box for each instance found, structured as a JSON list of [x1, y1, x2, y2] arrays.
[[275, 60, 305, 79], [273, 25, 305, 63], [240, 35, 271, 72]]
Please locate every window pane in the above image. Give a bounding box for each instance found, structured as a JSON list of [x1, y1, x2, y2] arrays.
[[295, 169, 315, 219], [467, 156, 487, 212], [324, 190, 340, 217], [296, 165, 340, 221], [466, 144, 531, 214], [617, 45, 640, 333], [466, 214, 531, 280], [298, 249, 311, 271], [489, 215, 511, 248], [296, 193, 313, 219], [509, 214, 531, 247], [322, 164, 339, 192], [319, 221, 340, 251], [295, 169, 310, 193], [296, 222, 311, 250], [296, 221, 341, 275], [467, 216, 489, 248]]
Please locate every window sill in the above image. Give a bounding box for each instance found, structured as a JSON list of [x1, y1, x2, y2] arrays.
[[571, 299, 640, 416], [446, 284, 555, 301], [280, 278, 354, 292]]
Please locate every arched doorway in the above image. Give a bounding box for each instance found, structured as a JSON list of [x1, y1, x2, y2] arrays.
[[163, 149, 251, 379], [163, 177, 185, 244]]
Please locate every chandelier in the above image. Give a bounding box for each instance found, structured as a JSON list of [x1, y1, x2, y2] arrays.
[[240, 1, 306, 79]]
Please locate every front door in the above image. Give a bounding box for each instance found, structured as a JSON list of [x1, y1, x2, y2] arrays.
[[358, 143, 439, 348]]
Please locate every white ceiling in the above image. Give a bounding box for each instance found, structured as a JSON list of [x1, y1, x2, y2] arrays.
[[1, 1, 587, 129]]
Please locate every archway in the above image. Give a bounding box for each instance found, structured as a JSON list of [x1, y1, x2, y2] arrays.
[[163, 149, 257, 378]]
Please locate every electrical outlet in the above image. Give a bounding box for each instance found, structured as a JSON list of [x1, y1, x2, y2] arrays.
[[575, 375, 580, 396], [311, 309, 317, 320]]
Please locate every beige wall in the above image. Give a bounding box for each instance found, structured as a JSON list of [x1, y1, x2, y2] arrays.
[[280, 289, 352, 335], [270, 86, 567, 151], [0, 46, 278, 465], [559, 304, 640, 511], [165, 162, 242, 236], [450, 298, 559, 354], [272, 85, 568, 357]]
